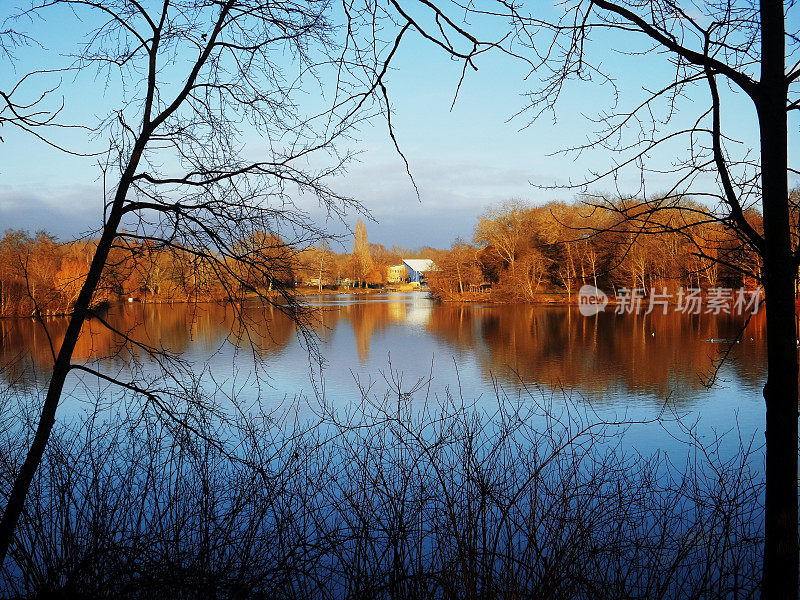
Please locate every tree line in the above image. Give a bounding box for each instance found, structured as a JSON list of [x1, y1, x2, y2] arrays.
[[427, 198, 768, 301], [0, 219, 438, 317], [0, 198, 777, 317]]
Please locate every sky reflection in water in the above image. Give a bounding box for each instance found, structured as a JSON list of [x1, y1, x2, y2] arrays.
[[0, 293, 767, 457]]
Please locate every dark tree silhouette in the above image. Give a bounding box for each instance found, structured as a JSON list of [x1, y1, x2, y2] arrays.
[[0, 0, 407, 567], [377, 0, 798, 596]]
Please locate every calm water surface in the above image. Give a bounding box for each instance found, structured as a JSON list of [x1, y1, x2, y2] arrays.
[[1, 293, 767, 456]]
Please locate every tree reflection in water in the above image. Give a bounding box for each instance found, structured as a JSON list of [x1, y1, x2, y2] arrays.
[[427, 304, 766, 400], [0, 296, 766, 403]]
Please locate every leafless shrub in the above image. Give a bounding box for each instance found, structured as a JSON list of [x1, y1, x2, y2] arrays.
[[0, 376, 763, 599]]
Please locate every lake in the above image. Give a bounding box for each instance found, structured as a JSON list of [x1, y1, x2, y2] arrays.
[[0, 292, 767, 458]]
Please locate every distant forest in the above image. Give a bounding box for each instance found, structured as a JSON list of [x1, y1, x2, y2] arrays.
[[426, 198, 768, 301], [0, 197, 777, 317], [0, 218, 431, 317]]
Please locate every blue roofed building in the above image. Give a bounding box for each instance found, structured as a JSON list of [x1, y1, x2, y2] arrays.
[[402, 259, 437, 285]]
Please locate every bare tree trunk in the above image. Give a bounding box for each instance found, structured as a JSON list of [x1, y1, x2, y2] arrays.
[[759, 2, 798, 596], [0, 183, 128, 565]]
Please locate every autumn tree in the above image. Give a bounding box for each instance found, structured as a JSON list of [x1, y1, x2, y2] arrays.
[[515, 245, 550, 299], [474, 200, 529, 273], [350, 219, 374, 287], [427, 240, 481, 298], [300, 240, 335, 291]]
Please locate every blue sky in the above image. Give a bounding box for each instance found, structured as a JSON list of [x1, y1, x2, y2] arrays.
[[0, 2, 795, 249]]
